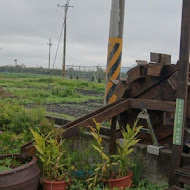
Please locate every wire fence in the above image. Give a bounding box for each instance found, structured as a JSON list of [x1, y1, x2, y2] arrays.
[[0, 65, 131, 82]]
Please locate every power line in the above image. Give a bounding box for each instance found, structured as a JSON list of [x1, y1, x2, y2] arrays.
[[52, 18, 65, 69], [57, 1, 74, 76], [52, 0, 73, 69]]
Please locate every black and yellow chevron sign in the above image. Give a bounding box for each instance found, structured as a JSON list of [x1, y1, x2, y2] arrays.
[[105, 37, 122, 104]]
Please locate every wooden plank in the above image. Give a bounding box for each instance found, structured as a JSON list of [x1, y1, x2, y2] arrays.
[[61, 99, 125, 129], [150, 52, 171, 64], [62, 99, 130, 138], [147, 63, 164, 77], [127, 65, 147, 83], [186, 102, 190, 119], [150, 52, 160, 63], [156, 125, 173, 144], [178, 175, 190, 185], [109, 116, 117, 155], [114, 80, 130, 100], [21, 144, 36, 158], [129, 99, 176, 113], [137, 79, 176, 101], [130, 65, 175, 98], [136, 60, 148, 65], [167, 72, 179, 90], [163, 112, 174, 125], [175, 165, 190, 177], [160, 53, 171, 64]]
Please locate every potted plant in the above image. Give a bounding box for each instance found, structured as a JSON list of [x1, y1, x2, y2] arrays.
[[0, 154, 40, 190], [87, 120, 142, 189], [31, 129, 71, 190]]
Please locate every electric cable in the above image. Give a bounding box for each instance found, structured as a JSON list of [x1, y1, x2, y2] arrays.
[[52, 17, 66, 69], [52, 0, 73, 69]]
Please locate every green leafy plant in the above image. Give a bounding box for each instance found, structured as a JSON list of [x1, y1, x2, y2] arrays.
[[87, 120, 142, 188], [0, 157, 27, 172], [86, 120, 114, 188], [0, 102, 51, 135], [31, 129, 71, 181], [0, 131, 29, 154], [112, 123, 142, 177], [125, 179, 167, 190]]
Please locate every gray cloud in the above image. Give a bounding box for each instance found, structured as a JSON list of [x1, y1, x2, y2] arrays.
[[0, 0, 183, 68]]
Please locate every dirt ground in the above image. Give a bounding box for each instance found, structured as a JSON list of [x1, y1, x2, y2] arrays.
[[46, 89, 104, 118], [46, 99, 103, 118]]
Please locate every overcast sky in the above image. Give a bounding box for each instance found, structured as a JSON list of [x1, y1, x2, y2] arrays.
[[0, 0, 182, 69]]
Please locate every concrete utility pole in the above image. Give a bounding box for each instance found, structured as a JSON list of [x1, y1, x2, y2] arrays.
[[47, 38, 53, 70], [58, 0, 74, 77], [14, 59, 17, 66], [104, 0, 125, 105]]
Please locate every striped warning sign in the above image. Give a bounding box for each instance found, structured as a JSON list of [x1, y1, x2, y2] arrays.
[[105, 37, 123, 104]]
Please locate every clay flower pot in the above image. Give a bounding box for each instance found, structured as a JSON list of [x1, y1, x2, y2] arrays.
[[43, 180, 68, 190], [104, 173, 133, 189], [0, 154, 40, 190]]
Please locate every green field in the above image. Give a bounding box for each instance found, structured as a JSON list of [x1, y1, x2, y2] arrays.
[[0, 73, 105, 105], [0, 73, 170, 189]]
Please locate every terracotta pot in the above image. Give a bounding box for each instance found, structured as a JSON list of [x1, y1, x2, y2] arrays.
[[43, 180, 68, 190], [0, 154, 40, 190], [104, 173, 133, 189]]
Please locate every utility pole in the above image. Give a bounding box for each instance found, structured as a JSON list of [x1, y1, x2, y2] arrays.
[[47, 39, 53, 88], [47, 38, 53, 70], [14, 59, 17, 66], [58, 0, 74, 77], [105, 0, 125, 156], [104, 0, 125, 105]]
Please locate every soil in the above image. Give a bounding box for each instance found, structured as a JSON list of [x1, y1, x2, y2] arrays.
[[76, 88, 104, 97], [0, 87, 14, 98], [45, 89, 104, 118], [4, 87, 105, 118], [46, 99, 104, 118]]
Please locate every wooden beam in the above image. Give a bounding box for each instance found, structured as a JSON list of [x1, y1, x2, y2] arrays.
[[128, 99, 176, 112], [127, 65, 147, 83], [114, 80, 130, 100], [136, 60, 148, 65], [61, 99, 125, 129], [170, 0, 190, 186], [167, 72, 178, 91], [147, 63, 164, 77], [150, 52, 171, 64], [130, 65, 175, 98], [109, 116, 117, 155], [62, 99, 130, 138]]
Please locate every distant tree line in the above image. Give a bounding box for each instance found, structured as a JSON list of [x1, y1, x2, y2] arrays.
[[0, 65, 129, 82], [0, 65, 62, 76]]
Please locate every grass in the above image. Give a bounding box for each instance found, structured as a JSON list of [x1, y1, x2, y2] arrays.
[[46, 111, 77, 121], [0, 73, 105, 105]]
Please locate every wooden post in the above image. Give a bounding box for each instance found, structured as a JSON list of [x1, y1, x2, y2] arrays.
[[169, 0, 190, 186], [109, 116, 117, 155]]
